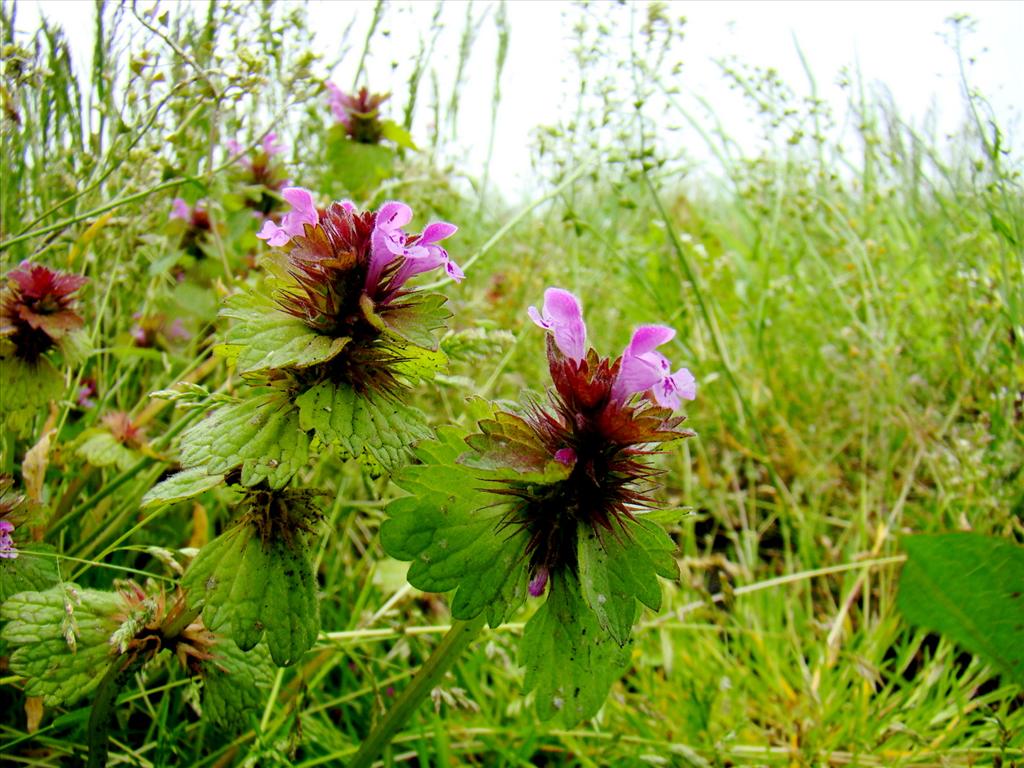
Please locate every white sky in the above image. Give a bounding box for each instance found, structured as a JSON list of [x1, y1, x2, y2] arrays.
[[17, 1, 1024, 201]]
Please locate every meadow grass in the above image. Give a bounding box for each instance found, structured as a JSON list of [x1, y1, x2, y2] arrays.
[[0, 2, 1021, 765]]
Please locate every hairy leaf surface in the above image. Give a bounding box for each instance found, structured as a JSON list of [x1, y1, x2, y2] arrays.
[[141, 467, 226, 508], [0, 544, 60, 602]]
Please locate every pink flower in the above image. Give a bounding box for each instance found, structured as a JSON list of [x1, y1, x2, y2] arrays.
[[170, 198, 191, 221], [256, 187, 320, 247], [611, 325, 696, 410], [0, 519, 17, 559], [528, 288, 587, 362], [387, 221, 463, 290]]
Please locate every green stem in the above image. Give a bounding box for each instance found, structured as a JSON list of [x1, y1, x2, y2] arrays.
[[347, 614, 485, 768], [87, 651, 145, 768]]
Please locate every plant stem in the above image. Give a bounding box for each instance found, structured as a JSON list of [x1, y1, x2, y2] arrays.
[[87, 651, 144, 768], [347, 614, 486, 768]]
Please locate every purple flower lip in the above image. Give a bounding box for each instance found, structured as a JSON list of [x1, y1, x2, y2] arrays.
[[257, 187, 321, 247], [528, 288, 587, 362], [528, 566, 549, 597], [612, 325, 696, 410]]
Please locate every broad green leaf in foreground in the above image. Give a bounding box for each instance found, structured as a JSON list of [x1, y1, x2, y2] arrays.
[[377, 292, 451, 349], [179, 392, 311, 489], [520, 571, 632, 726], [216, 293, 348, 374], [0, 544, 60, 601], [1, 585, 123, 706], [897, 532, 1024, 685], [181, 491, 321, 666], [380, 427, 531, 627], [577, 517, 674, 647], [295, 380, 431, 474]]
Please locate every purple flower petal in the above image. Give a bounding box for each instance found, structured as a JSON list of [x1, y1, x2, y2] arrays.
[[419, 221, 457, 245], [170, 198, 191, 221], [529, 288, 586, 361], [554, 447, 577, 466], [612, 325, 696, 409]]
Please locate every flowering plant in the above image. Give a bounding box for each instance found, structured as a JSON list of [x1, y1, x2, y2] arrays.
[[381, 288, 695, 724], [0, 262, 89, 435], [144, 188, 464, 666]]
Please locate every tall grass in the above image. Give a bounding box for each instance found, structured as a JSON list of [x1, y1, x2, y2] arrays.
[[1, 2, 1021, 765]]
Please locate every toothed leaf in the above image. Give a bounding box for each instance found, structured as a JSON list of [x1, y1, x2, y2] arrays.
[[295, 380, 431, 474], [0, 544, 60, 601], [179, 392, 311, 489], [74, 429, 140, 471], [520, 572, 631, 726], [378, 292, 450, 349], [141, 468, 226, 508], [1, 585, 123, 706], [181, 505, 320, 667], [381, 427, 531, 627], [216, 293, 348, 373], [202, 639, 276, 729]]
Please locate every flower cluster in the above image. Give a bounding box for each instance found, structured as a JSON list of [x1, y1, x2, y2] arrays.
[[0, 519, 16, 559], [326, 84, 389, 144], [0, 261, 88, 361], [169, 198, 215, 258], [474, 288, 695, 597], [254, 187, 462, 392], [226, 132, 290, 214]]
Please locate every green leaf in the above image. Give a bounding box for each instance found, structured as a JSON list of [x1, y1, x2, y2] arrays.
[[519, 572, 632, 726], [179, 392, 311, 489], [381, 427, 530, 627], [378, 293, 450, 349], [325, 130, 395, 198], [74, 429, 140, 471], [1, 585, 123, 706], [295, 381, 431, 474], [460, 410, 572, 485], [578, 519, 668, 647], [897, 533, 1024, 685], [181, 504, 320, 667], [216, 293, 348, 374], [379, 119, 418, 150], [141, 467, 225, 508], [0, 355, 64, 437], [202, 639, 276, 729], [0, 544, 60, 601], [388, 339, 449, 384]]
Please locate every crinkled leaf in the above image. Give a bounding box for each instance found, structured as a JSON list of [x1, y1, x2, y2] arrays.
[[141, 468, 225, 508], [74, 429, 140, 471], [898, 533, 1024, 685], [216, 293, 348, 374], [578, 519, 669, 647], [460, 410, 572, 485], [295, 380, 431, 474], [0, 544, 60, 601], [381, 427, 530, 627], [179, 393, 311, 489], [631, 516, 679, 580], [202, 639, 276, 729], [182, 518, 319, 666], [0, 355, 64, 437], [378, 293, 450, 349], [520, 572, 631, 726], [388, 339, 448, 384], [1, 585, 123, 706]]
